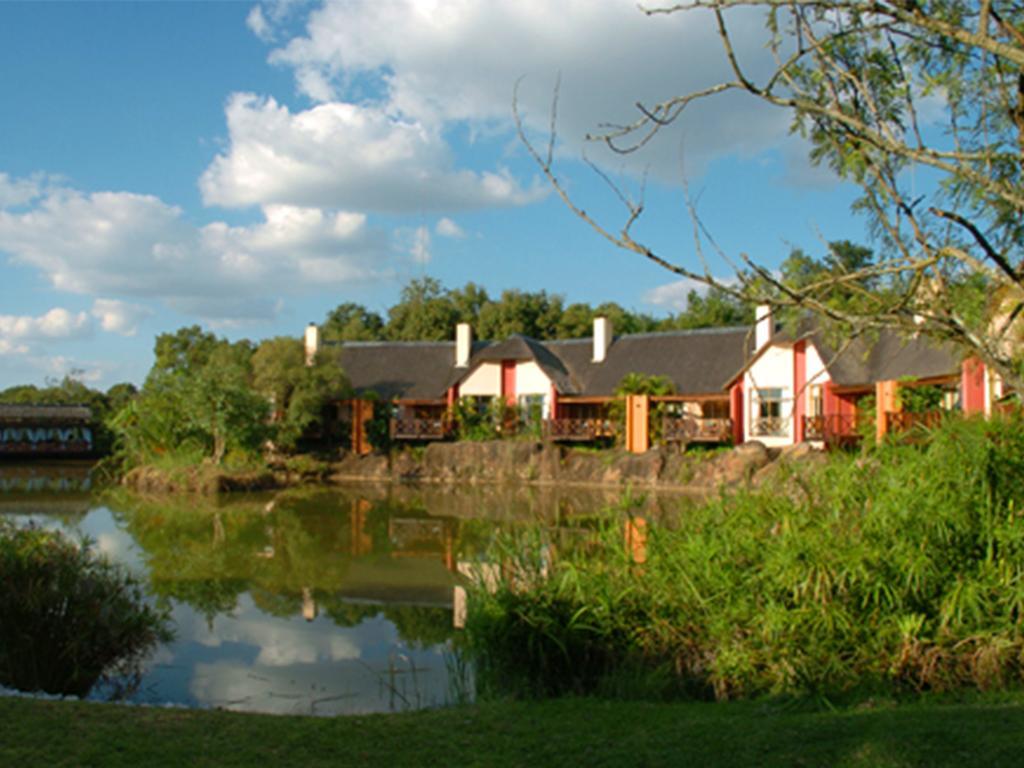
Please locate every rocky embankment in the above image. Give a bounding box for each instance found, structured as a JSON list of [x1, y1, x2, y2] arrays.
[[328, 440, 817, 492], [120, 440, 820, 494]]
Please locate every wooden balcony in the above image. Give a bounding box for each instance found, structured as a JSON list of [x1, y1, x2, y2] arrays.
[[389, 417, 452, 441], [543, 418, 616, 442], [803, 414, 862, 446], [662, 416, 732, 444], [885, 410, 946, 435], [751, 416, 790, 438]]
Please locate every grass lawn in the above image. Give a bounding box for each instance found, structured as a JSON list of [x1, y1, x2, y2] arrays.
[[2, 694, 1023, 767]]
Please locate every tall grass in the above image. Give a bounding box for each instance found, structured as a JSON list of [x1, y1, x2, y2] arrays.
[[462, 415, 1024, 701]]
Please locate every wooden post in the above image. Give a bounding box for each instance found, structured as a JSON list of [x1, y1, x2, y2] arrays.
[[875, 380, 900, 442], [624, 516, 647, 565], [625, 394, 650, 454], [350, 399, 374, 455], [350, 498, 373, 556]]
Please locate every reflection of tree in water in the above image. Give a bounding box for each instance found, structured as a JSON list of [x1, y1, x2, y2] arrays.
[[318, 594, 451, 649], [107, 487, 480, 626]]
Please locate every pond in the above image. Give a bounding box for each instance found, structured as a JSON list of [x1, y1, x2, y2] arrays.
[[0, 462, 693, 716]]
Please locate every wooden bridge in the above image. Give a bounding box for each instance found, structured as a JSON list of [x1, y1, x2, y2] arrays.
[[0, 405, 95, 457]]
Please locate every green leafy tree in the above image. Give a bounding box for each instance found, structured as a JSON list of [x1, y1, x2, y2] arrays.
[[113, 328, 268, 466], [477, 289, 565, 339], [521, 1, 1024, 388], [385, 277, 460, 341], [321, 302, 385, 342], [659, 287, 753, 331]]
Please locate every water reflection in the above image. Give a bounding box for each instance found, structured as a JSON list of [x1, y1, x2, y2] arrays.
[[0, 464, 693, 715]]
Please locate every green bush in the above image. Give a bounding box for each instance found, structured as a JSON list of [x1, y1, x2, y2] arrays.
[[0, 522, 172, 697], [462, 415, 1024, 701]]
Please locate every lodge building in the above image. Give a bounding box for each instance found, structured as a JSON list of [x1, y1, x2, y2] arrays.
[[306, 307, 1005, 455]]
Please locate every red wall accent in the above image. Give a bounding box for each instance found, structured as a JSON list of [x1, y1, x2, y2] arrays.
[[794, 340, 807, 443], [550, 384, 559, 419], [962, 357, 986, 415], [729, 381, 744, 445], [824, 382, 840, 418], [501, 361, 516, 407], [446, 384, 459, 411]]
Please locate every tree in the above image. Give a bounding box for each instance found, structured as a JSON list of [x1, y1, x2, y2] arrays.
[[476, 288, 564, 339], [660, 287, 754, 331], [519, 1, 1024, 388], [385, 277, 461, 341], [321, 302, 385, 342], [114, 328, 268, 466]]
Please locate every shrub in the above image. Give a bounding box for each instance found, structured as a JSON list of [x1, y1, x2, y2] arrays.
[[0, 522, 172, 697], [462, 415, 1024, 701]]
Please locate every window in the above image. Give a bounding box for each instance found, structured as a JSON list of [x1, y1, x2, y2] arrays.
[[517, 394, 548, 423], [752, 388, 788, 436], [809, 385, 824, 417]]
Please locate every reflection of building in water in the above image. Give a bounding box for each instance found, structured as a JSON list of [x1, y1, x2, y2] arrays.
[[0, 461, 94, 496], [0, 405, 94, 457], [388, 517, 456, 571], [302, 586, 317, 622], [349, 499, 373, 557]]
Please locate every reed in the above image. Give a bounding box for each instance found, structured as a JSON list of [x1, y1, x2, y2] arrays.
[[462, 415, 1024, 700]]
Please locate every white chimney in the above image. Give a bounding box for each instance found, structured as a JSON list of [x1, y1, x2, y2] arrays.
[[593, 316, 612, 363], [455, 322, 472, 367], [755, 304, 773, 349], [304, 322, 319, 367]]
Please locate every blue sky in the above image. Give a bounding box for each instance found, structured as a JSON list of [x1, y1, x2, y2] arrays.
[[0, 0, 871, 390]]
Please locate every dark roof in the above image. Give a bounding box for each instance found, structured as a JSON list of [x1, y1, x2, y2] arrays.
[[811, 329, 960, 387], [0, 404, 93, 424], [329, 326, 758, 401], [548, 327, 756, 397], [328, 341, 457, 400]]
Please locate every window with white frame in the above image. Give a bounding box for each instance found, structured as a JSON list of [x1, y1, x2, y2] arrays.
[[752, 388, 789, 436]]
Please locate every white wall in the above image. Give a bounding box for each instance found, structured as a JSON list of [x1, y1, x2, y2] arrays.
[[805, 343, 830, 389], [744, 343, 795, 446], [459, 362, 502, 397], [515, 361, 552, 396]]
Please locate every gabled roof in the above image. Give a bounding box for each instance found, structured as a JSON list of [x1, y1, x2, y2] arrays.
[[457, 334, 577, 394], [329, 325, 759, 401], [811, 329, 960, 387], [725, 322, 962, 389]]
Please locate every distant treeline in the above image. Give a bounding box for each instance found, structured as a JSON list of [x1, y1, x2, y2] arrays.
[[320, 277, 753, 343]]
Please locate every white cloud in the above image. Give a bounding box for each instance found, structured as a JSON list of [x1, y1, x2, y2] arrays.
[[90, 299, 152, 336], [0, 307, 92, 344], [0, 179, 392, 323], [645, 277, 734, 311], [435, 217, 464, 239], [246, 5, 272, 41], [0, 339, 28, 355], [262, 0, 788, 180], [0, 173, 43, 209], [200, 94, 545, 212], [410, 226, 431, 264]]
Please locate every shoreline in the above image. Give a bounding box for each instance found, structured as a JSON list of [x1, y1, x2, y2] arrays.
[[118, 439, 810, 496]]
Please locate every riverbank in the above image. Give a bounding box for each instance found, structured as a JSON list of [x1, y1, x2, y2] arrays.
[[120, 439, 809, 495], [3, 694, 1023, 767]]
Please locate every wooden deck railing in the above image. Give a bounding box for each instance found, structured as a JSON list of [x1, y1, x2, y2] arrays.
[[543, 418, 616, 442], [751, 416, 789, 438], [662, 416, 733, 443], [389, 418, 452, 441], [803, 414, 861, 444], [885, 410, 946, 433]]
